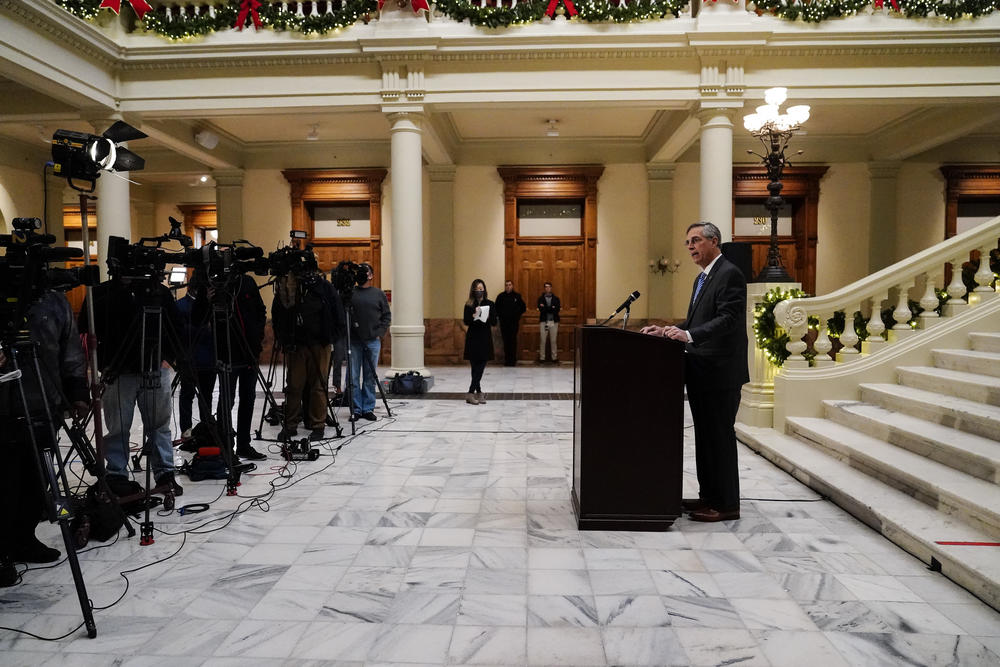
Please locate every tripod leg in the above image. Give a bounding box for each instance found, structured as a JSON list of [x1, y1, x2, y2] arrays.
[[364, 349, 392, 418]]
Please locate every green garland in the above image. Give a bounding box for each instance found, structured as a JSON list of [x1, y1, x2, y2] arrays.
[[55, 0, 997, 38], [754, 286, 953, 368], [749, 0, 999, 22]]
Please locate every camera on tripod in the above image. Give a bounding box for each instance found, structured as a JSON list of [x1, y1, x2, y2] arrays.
[[331, 260, 368, 296], [1, 217, 99, 333]]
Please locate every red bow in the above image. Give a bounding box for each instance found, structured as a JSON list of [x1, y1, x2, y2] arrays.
[[235, 0, 263, 30], [377, 0, 430, 12], [545, 0, 578, 16], [873, 0, 900, 9], [98, 0, 152, 20]]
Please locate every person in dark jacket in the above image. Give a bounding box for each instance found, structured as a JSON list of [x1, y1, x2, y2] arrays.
[[272, 268, 344, 441], [463, 278, 497, 405], [217, 273, 268, 459], [1, 290, 90, 582], [494, 280, 526, 366], [79, 273, 184, 497], [175, 272, 216, 440], [347, 263, 391, 422]]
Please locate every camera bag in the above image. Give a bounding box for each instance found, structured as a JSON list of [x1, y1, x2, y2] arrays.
[[390, 370, 425, 395]]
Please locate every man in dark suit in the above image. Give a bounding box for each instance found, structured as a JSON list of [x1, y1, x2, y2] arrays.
[[495, 280, 526, 366], [641, 221, 748, 522]]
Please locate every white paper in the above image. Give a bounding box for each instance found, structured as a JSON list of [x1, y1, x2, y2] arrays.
[[474, 304, 490, 323]]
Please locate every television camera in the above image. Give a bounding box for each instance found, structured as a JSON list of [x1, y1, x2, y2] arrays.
[[0, 217, 99, 335]]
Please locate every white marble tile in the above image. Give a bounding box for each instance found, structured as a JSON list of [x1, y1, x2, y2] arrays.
[[527, 595, 599, 627], [731, 598, 818, 630], [661, 596, 745, 629], [753, 629, 851, 667], [651, 570, 723, 598], [458, 594, 528, 626], [527, 569, 592, 596], [212, 619, 308, 658], [834, 574, 926, 602], [367, 623, 453, 663], [588, 569, 658, 596], [528, 547, 585, 570], [525, 626, 606, 666], [602, 627, 689, 666], [595, 595, 670, 627], [383, 591, 460, 624], [673, 627, 769, 666], [290, 621, 382, 661], [865, 600, 968, 634], [448, 625, 527, 665]]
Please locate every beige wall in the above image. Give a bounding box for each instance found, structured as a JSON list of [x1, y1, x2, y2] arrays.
[[452, 166, 505, 316], [243, 170, 293, 255], [896, 163, 946, 262], [815, 163, 870, 295], [595, 164, 649, 319], [0, 164, 44, 233]]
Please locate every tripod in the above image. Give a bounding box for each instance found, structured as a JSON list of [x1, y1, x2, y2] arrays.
[[1, 332, 97, 638], [340, 294, 392, 436]]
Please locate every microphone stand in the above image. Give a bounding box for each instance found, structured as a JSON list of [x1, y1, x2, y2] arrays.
[[621, 305, 630, 330]]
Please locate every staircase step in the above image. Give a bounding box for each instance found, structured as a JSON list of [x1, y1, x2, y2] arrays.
[[736, 424, 1000, 612], [823, 399, 1000, 484], [897, 365, 1000, 407], [786, 417, 1000, 538], [860, 383, 1000, 441], [933, 348, 1000, 378], [971, 332, 1000, 354]]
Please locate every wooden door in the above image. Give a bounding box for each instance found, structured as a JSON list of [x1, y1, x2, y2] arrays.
[[514, 241, 584, 361], [499, 166, 603, 363]]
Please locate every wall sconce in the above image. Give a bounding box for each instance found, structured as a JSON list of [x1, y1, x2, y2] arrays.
[[649, 256, 681, 275]]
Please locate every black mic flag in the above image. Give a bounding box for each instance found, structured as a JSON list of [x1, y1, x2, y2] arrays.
[[610, 290, 641, 317]]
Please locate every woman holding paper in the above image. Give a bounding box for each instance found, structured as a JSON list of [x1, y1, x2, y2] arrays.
[[463, 278, 497, 405]]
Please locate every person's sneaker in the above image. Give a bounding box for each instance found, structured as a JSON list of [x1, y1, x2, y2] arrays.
[[155, 472, 184, 497], [309, 427, 326, 441], [236, 445, 266, 461], [10, 536, 60, 564], [361, 411, 377, 421], [0, 557, 18, 587], [349, 413, 362, 422], [277, 427, 297, 442]]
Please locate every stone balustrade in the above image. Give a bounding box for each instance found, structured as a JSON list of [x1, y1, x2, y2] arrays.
[[772, 216, 999, 371]]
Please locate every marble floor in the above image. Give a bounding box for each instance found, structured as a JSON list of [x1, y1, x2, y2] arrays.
[[2, 364, 999, 666]]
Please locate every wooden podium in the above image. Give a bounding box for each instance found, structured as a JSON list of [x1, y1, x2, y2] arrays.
[[571, 325, 684, 531]]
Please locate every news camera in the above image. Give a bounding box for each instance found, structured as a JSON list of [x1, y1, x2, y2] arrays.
[[0, 217, 99, 335], [331, 260, 369, 297]]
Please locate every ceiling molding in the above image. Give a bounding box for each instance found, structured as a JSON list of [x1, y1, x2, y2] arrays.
[[0, 0, 120, 69]]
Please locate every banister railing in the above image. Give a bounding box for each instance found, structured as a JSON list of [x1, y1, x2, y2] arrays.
[[773, 215, 1000, 370]]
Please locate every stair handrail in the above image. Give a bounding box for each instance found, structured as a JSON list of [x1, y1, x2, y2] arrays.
[[773, 214, 1000, 368]]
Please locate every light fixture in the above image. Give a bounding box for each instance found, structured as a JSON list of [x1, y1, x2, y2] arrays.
[[194, 129, 219, 150], [649, 256, 681, 275], [199, 175, 209, 183], [306, 124, 320, 141], [545, 119, 560, 137], [743, 87, 811, 283]]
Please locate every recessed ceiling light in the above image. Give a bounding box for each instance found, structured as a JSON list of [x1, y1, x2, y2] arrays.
[[199, 175, 208, 183]]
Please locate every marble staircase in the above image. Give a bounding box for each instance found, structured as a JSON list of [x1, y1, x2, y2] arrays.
[[738, 330, 1000, 611]]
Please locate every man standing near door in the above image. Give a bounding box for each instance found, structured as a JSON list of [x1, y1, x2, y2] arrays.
[[537, 281, 561, 362], [495, 280, 526, 366]]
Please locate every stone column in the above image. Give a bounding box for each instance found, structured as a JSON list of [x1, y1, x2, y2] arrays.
[[214, 169, 245, 242], [427, 165, 456, 319], [646, 162, 676, 320], [868, 161, 901, 273], [92, 121, 132, 280], [386, 108, 428, 376], [698, 106, 738, 242]]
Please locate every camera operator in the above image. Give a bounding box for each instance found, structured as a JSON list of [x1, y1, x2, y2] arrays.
[[218, 272, 267, 460], [0, 289, 90, 584], [176, 271, 216, 439], [272, 265, 344, 441], [348, 263, 391, 422], [79, 265, 183, 498]]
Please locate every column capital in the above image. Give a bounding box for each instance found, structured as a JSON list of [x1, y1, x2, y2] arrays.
[[383, 104, 426, 123], [868, 161, 902, 179], [646, 162, 677, 181], [427, 164, 456, 182], [697, 102, 743, 123], [212, 169, 245, 186]]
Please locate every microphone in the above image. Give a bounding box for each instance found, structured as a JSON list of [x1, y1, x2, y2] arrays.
[[610, 290, 640, 317]]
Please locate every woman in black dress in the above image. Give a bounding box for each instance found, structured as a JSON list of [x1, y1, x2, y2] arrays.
[[463, 278, 497, 405]]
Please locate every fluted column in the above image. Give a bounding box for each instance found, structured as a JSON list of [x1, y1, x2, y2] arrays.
[[698, 106, 738, 242], [214, 169, 245, 242], [92, 120, 131, 280], [868, 161, 901, 273], [386, 108, 427, 375]]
